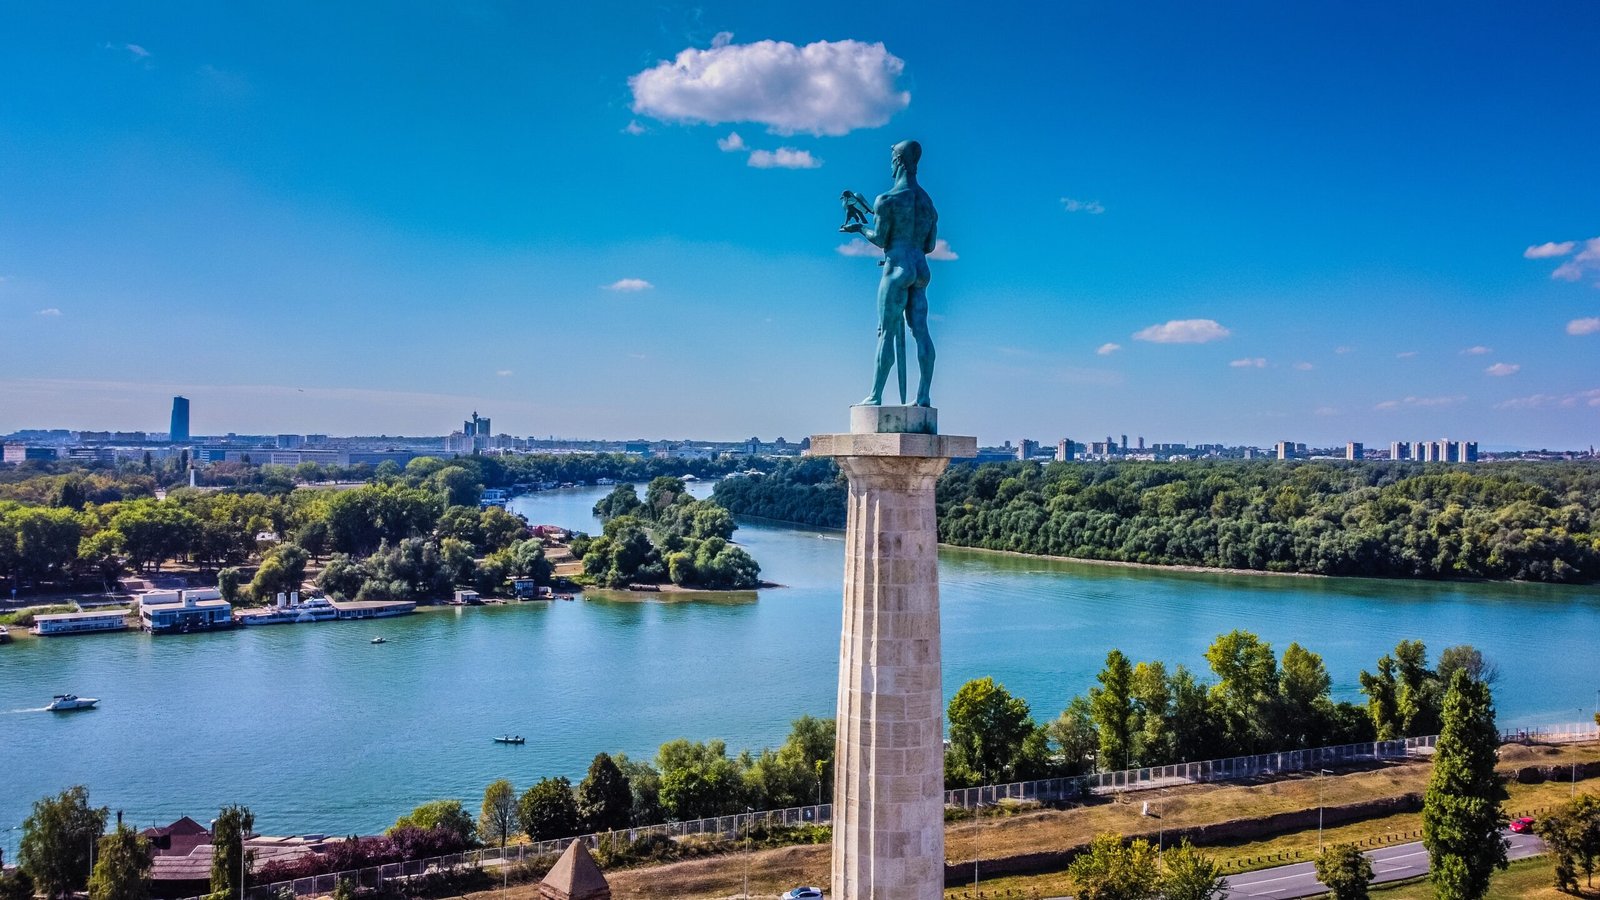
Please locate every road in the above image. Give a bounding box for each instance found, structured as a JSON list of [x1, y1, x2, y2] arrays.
[[1221, 831, 1546, 899]]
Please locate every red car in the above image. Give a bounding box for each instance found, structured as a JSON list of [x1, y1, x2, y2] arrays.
[[1510, 816, 1535, 834]]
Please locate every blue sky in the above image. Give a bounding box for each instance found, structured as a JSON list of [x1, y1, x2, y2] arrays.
[[2, 1, 1597, 448]]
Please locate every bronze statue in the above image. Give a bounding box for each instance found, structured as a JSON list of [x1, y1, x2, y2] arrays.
[[840, 140, 938, 407]]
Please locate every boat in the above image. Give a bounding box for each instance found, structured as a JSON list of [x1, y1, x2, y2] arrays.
[[47, 694, 99, 712], [370, 636, 387, 644], [493, 735, 525, 744]]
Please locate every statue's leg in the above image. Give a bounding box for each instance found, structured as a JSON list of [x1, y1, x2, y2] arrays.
[[895, 325, 907, 404], [863, 270, 909, 406], [907, 284, 935, 407]]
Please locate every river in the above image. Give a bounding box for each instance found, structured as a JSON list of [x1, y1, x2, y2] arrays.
[[2, 482, 1597, 852]]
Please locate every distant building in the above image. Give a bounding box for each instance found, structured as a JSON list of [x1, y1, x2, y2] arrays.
[[1464, 441, 1478, 462], [1017, 439, 1039, 461], [1390, 441, 1410, 461], [1274, 441, 1295, 460], [1415, 440, 1430, 462], [276, 434, 305, 449], [2, 443, 59, 464], [170, 396, 190, 443], [623, 441, 650, 455], [1345, 442, 1363, 461], [1137, 436, 1146, 451], [139, 590, 234, 635], [1055, 439, 1075, 461], [1120, 434, 1128, 452]]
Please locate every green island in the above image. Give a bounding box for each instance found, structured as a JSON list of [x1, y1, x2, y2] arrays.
[[713, 458, 1600, 583], [0, 454, 764, 606]]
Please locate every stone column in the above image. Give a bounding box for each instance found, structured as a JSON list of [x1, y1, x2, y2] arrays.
[[812, 410, 975, 900]]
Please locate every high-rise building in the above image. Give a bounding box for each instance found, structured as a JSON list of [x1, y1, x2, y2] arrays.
[[1414, 441, 1430, 462], [276, 434, 305, 449], [1137, 436, 1145, 451], [1390, 441, 1409, 461], [1345, 442, 1363, 461], [169, 396, 190, 443], [460, 411, 492, 453], [1464, 441, 1478, 463], [1275, 441, 1295, 460], [1120, 434, 1128, 452], [1055, 439, 1075, 461], [1017, 439, 1039, 461]]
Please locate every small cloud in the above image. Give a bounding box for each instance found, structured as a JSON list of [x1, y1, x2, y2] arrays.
[[716, 131, 745, 152], [627, 353, 649, 360], [926, 239, 958, 261], [1314, 406, 1340, 417], [495, 369, 513, 377], [1567, 317, 1600, 336], [1293, 362, 1314, 371], [37, 308, 62, 317], [125, 43, 150, 59], [1396, 350, 1419, 359], [1524, 241, 1575, 259], [1375, 395, 1466, 411], [1553, 262, 1584, 282], [1133, 318, 1231, 344], [1061, 197, 1105, 215], [836, 239, 881, 258], [1460, 345, 1492, 355], [622, 120, 647, 136], [747, 147, 821, 169], [1229, 357, 1268, 368], [1334, 345, 1355, 354], [1496, 389, 1600, 410], [1485, 362, 1520, 377], [1096, 342, 1122, 356], [603, 278, 654, 292]]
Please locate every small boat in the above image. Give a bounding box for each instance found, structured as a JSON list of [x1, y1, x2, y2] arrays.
[[47, 694, 99, 712], [370, 636, 387, 644], [493, 735, 525, 745]]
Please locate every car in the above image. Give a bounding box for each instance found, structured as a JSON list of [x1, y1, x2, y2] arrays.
[[1510, 816, 1535, 834], [781, 889, 824, 900]]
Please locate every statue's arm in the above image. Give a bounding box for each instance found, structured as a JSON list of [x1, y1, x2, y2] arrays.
[[855, 196, 890, 248], [924, 207, 938, 255]]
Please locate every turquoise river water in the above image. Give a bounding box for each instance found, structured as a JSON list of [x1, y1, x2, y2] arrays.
[[3, 483, 1598, 852]]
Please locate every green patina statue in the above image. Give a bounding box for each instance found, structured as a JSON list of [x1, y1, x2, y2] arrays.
[[840, 139, 939, 407]]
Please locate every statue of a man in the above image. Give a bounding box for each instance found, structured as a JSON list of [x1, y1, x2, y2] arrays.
[[840, 140, 938, 407]]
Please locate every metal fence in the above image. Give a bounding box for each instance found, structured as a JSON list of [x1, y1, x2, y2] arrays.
[[217, 722, 1593, 900]]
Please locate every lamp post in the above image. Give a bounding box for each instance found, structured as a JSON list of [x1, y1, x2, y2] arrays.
[[1316, 769, 1335, 853], [743, 807, 753, 900]]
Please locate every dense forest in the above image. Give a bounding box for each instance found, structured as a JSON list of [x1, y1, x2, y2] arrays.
[[713, 459, 1600, 583], [574, 477, 762, 590]]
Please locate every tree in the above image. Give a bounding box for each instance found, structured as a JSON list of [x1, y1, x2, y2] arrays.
[[518, 778, 580, 842], [946, 677, 1036, 786], [1159, 841, 1225, 900], [391, 799, 476, 846], [1314, 843, 1374, 900], [1048, 696, 1099, 775], [612, 753, 663, 825], [577, 753, 634, 833], [1359, 654, 1401, 740], [1437, 645, 1499, 688], [89, 822, 152, 900], [210, 805, 254, 900], [217, 567, 245, 605], [18, 785, 108, 900], [1279, 642, 1333, 748], [1205, 630, 1280, 755], [1422, 670, 1507, 900], [248, 543, 308, 602], [655, 739, 746, 819], [1535, 793, 1600, 892], [478, 781, 518, 848], [1090, 650, 1137, 771], [0, 869, 35, 900], [1066, 832, 1159, 900]]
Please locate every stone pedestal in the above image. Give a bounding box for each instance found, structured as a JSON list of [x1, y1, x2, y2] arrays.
[[811, 411, 975, 900]]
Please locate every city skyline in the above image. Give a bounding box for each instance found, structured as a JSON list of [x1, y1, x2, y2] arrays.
[[2, 3, 1598, 445]]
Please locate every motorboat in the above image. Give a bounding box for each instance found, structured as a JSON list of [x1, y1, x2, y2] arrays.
[[47, 694, 99, 711], [370, 636, 387, 644], [493, 735, 525, 745], [294, 597, 339, 622]]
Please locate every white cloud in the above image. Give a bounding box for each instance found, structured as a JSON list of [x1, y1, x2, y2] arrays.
[[1375, 395, 1466, 411], [125, 43, 150, 59], [835, 237, 957, 260], [716, 131, 745, 152], [1495, 389, 1600, 410], [1061, 197, 1105, 215], [1293, 362, 1314, 371], [1133, 318, 1231, 344], [629, 36, 909, 136], [1397, 350, 1418, 359], [1524, 241, 1575, 259], [1314, 406, 1340, 417], [836, 239, 881, 258], [622, 120, 647, 136], [36, 308, 61, 317], [1460, 345, 1492, 355], [1553, 261, 1584, 282], [603, 278, 654, 292], [747, 147, 821, 169], [1334, 345, 1355, 354], [495, 369, 513, 377], [1485, 362, 1521, 377], [1229, 357, 1267, 368], [1567, 317, 1600, 336], [1096, 342, 1122, 356]]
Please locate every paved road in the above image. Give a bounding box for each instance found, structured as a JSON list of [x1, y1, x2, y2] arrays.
[[1221, 831, 1546, 899]]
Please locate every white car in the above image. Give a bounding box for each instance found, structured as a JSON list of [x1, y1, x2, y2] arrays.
[[781, 889, 823, 900]]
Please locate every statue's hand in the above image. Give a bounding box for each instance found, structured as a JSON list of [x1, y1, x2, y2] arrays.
[[839, 221, 864, 234]]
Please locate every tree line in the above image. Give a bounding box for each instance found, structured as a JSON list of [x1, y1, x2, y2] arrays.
[[572, 477, 761, 590], [712, 458, 1600, 583]]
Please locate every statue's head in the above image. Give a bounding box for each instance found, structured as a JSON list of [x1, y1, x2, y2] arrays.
[[891, 140, 921, 177]]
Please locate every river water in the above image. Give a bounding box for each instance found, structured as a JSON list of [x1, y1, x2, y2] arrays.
[[3, 483, 1597, 852]]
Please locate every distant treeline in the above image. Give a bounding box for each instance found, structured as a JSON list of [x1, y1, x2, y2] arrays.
[[713, 459, 1600, 583]]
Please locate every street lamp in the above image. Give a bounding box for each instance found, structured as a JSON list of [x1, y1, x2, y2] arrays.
[[743, 807, 754, 900], [1318, 769, 1333, 853]]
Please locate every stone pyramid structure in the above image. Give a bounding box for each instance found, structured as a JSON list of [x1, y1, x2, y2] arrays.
[[538, 839, 610, 900]]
